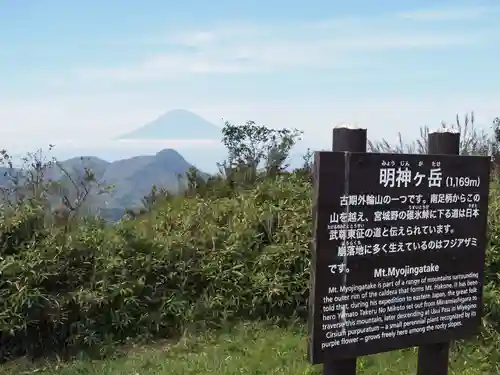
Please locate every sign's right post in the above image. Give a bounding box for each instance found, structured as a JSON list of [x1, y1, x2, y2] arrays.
[[417, 129, 460, 375]]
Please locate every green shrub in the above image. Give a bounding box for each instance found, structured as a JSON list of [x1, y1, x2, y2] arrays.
[[0, 174, 313, 361]]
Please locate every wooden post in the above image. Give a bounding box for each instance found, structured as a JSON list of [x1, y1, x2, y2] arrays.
[[416, 129, 460, 375], [323, 124, 367, 375], [332, 125, 367, 154]]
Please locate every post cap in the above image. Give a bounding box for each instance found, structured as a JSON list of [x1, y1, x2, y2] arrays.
[[429, 126, 460, 134], [334, 123, 366, 130]]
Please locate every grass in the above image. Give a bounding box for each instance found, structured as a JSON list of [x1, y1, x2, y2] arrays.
[[1, 322, 497, 375]]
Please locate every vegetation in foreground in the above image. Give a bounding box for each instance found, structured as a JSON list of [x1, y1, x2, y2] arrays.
[[0, 114, 500, 374], [2, 323, 500, 375]]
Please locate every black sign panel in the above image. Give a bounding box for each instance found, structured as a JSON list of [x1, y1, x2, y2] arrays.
[[308, 151, 491, 364]]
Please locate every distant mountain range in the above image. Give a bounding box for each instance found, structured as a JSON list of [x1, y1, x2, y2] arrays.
[[0, 148, 198, 221], [117, 109, 222, 140]]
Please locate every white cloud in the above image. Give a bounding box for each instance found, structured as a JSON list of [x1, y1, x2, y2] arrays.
[[76, 53, 261, 81], [168, 31, 218, 47], [397, 6, 492, 21], [0, 96, 163, 143], [72, 6, 493, 83], [76, 32, 481, 82]]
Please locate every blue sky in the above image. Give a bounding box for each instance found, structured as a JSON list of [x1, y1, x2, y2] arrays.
[[0, 0, 499, 168]]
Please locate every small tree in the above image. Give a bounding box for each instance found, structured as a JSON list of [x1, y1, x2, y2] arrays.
[[142, 184, 172, 210], [221, 120, 303, 173], [0, 147, 111, 229], [293, 148, 314, 182]]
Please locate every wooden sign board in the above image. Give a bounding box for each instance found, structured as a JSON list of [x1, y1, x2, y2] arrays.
[[308, 151, 491, 364]]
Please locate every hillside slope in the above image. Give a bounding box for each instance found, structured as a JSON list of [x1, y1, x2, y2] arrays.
[[100, 148, 194, 210]]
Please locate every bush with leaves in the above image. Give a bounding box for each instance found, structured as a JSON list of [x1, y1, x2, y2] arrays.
[[0, 172, 313, 361]]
